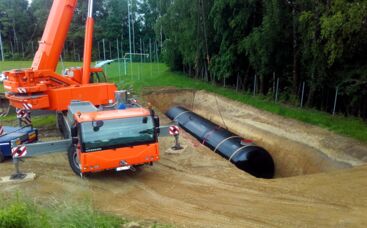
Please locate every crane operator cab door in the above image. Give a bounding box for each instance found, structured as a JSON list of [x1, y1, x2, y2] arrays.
[[89, 71, 107, 83]]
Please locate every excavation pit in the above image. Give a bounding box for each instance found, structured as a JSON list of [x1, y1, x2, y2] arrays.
[[143, 87, 367, 178]]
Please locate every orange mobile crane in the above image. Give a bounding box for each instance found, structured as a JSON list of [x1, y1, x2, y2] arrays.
[[3, 0, 116, 111], [1, 0, 163, 178]]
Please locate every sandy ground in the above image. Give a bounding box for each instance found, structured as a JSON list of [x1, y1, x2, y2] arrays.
[[0, 87, 367, 227]]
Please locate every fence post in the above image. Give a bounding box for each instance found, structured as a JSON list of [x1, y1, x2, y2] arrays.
[[59, 55, 65, 73], [117, 39, 121, 81], [73, 41, 76, 61], [124, 58, 127, 75], [0, 32, 4, 61], [109, 41, 112, 59], [273, 72, 275, 94], [300, 81, 305, 108], [275, 78, 279, 102], [155, 41, 160, 73], [236, 73, 239, 92], [333, 86, 339, 116], [253, 74, 257, 96], [21, 42, 25, 59], [138, 38, 142, 80], [149, 38, 152, 77], [102, 39, 106, 60], [31, 41, 34, 55]]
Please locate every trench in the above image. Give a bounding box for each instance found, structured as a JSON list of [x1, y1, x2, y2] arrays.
[[142, 87, 366, 178]]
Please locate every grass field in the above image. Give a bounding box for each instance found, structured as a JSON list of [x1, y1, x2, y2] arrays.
[[107, 61, 367, 143], [0, 193, 127, 228], [1, 60, 367, 143]]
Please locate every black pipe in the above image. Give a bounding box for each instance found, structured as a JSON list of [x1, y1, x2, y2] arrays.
[[166, 106, 275, 179]]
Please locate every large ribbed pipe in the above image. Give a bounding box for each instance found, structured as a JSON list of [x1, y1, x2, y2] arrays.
[[166, 106, 275, 179]]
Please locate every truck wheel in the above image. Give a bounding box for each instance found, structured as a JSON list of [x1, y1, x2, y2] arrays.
[[68, 144, 81, 176]]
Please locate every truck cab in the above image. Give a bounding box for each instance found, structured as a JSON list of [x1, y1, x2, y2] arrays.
[[66, 101, 160, 175]]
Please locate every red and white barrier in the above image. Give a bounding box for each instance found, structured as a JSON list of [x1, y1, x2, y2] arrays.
[[11, 145, 27, 158], [17, 88, 27, 94], [21, 116, 32, 125], [169, 125, 180, 136], [0, 126, 5, 136], [16, 109, 32, 125], [16, 109, 26, 118], [22, 103, 33, 110]]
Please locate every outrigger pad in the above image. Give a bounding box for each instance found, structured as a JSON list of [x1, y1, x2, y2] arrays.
[[10, 173, 27, 180], [165, 145, 187, 155], [0, 173, 36, 184]]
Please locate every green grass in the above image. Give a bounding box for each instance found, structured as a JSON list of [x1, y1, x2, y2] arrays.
[[1, 60, 367, 143], [0, 61, 82, 73], [0, 114, 56, 130], [0, 193, 127, 228], [105, 61, 367, 143], [0, 193, 171, 228]]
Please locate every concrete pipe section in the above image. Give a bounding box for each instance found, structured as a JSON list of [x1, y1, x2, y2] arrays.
[[166, 106, 275, 179]]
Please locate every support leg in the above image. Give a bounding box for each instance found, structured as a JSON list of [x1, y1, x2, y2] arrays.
[[10, 158, 26, 180]]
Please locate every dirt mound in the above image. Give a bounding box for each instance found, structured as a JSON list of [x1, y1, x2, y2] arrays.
[[143, 87, 367, 177]]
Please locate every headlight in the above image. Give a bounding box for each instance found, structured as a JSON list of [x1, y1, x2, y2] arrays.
[[28, 131, 36, 140], [10, 139, 21, 147]]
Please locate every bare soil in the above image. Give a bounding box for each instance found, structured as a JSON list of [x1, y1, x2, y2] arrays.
[[1, 87, 367, 227]]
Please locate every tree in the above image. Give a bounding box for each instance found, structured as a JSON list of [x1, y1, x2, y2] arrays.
[[0, 0, 33, 58], [29, 0, 53, 39]]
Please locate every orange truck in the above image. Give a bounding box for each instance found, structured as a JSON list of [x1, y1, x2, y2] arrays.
[[2, 0, 163, 178], [9, 98, 162, 177], [66, 100, 160, 175]]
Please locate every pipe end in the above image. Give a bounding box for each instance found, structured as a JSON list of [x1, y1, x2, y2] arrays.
[[232, 146, 275, 179]]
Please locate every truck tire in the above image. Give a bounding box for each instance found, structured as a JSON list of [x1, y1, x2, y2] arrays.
[[68, 144, 81, 176]]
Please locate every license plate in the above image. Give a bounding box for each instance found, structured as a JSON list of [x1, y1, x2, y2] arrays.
[[116, 166, 131, 172]]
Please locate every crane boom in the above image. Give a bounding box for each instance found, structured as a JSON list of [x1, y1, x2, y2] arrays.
[[32, 0, 78, 71], [82, 0, 94, 84]]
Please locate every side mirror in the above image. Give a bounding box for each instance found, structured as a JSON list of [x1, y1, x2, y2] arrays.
[[154, 116, 160, 134], [72, 137, 79, 145], [153, 116, 160, 128], [92, 120, 104, 131], [142, 117, 148, 124], [71, 126, 77, 137]]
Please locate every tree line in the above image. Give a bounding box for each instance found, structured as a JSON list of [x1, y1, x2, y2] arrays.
[[0, 0, 366, 119], [0, 0, 159, 61], [159, 0, 367, 119]]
